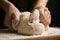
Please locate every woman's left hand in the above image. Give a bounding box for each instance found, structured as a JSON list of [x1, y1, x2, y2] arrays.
[[39, 7, 51, 25]]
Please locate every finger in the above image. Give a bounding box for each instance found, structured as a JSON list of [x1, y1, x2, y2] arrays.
[[4, 13, 11, 27], [39, 8, 44, 15], [46, 9, 51, 21], [11, 13, 20, 26], [47, 8, 51, 20], [39, 8, 45, 20], [44, 8, 51, 25], [11, 13, 20, 30], [39, 8, 46, 22]]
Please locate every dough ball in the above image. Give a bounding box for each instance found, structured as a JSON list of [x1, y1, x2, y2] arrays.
[[17, 9, 45, 35], [12, 9, 45, 35]]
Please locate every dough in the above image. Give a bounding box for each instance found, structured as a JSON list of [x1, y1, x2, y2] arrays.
[[12, 9, 45, 35]]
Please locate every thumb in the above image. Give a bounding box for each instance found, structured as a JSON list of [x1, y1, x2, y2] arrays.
[[11, 13, 20, 26], [39, 8, 45, 20]]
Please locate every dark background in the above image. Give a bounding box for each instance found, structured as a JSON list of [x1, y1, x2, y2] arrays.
[[0, 0, 60, 28], [47, 0, 60, 27]]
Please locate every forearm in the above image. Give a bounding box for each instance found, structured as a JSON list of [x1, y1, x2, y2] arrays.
[[0, 1, 10, 12], [0, 0, 17, 13], [34, 0, 48, 8]]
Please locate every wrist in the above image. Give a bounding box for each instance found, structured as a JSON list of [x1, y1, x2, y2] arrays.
[[35, 6, 46, 10]]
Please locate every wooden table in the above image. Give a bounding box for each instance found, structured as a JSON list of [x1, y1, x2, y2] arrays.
[[0, 27, 60, 40]]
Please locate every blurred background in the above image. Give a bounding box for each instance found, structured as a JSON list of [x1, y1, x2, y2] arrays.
[[47, 0, 60, 27], [0, 0, 60, 29]]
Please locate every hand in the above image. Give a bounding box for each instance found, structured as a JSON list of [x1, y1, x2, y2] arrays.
[[39, 7, 51, 25], [4, 1, 21, 31], [4, 11, 21, 31]]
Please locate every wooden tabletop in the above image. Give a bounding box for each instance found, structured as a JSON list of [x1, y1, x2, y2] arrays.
[[0, 27, 60, 40]]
